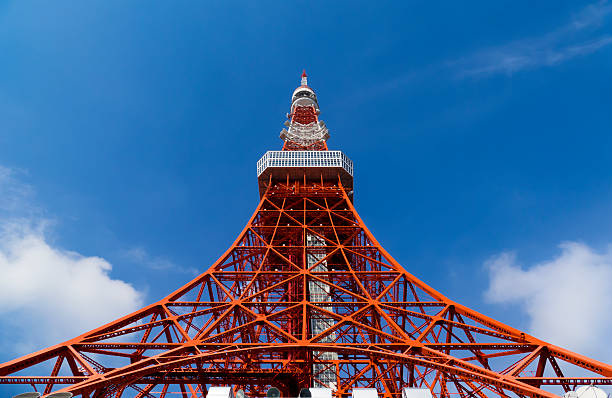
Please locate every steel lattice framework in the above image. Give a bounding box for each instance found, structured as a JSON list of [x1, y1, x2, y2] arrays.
[[1, 74, 610, 398]]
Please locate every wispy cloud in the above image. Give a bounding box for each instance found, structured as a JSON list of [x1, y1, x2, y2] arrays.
[[571, 0, 612, 29], [454, 1, 612, 77], [484, 242, 612, 363], [341, 2, 612, 108], [0, 166, 37, 217], [122, 246, 198, 275]]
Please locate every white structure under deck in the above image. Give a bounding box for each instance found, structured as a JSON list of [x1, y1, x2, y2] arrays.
[[307, 233, 338, 391]]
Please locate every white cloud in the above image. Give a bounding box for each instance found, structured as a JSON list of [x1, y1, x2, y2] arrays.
[[454, 1, 612, 77], [484, 242, 612, 363], [0, 167, 144, 355]]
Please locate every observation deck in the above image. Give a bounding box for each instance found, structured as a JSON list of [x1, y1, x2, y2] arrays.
[[257, 150, 353, 197]]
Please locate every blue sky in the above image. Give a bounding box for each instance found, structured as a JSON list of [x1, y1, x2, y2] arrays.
[[1, 0, 612, 381]]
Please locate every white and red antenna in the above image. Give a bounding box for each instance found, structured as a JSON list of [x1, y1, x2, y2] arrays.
[[301, 69, 308, 86], [280, 71, 329, 150]]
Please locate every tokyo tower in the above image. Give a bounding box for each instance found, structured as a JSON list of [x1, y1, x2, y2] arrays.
[[1, 72, 611, 398]]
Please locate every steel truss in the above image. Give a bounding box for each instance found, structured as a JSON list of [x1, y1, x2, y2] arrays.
[[1, 180, 610, 398]]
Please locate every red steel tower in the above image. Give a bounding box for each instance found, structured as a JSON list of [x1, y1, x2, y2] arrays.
[[1, 72, 611, 398]]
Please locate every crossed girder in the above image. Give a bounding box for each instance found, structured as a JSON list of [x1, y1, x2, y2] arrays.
[[1, 180, 610, 398]]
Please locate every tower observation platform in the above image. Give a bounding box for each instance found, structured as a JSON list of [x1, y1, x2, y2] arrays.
[[0, 72, 611, 398], [257, 71, 353, 198], [257, 151, 353, 198]]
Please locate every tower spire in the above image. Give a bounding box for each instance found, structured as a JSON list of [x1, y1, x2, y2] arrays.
[[280, 72, 329, 151]]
